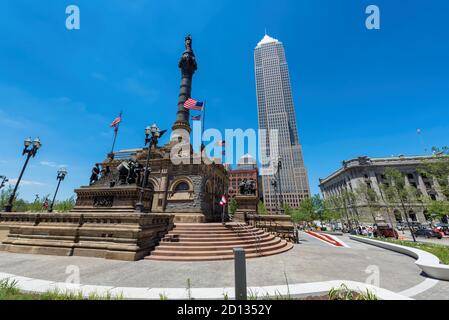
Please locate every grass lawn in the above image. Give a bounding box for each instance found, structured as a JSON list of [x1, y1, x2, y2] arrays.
[[373, 237, 449, 265], [0, 279, 123, 300]]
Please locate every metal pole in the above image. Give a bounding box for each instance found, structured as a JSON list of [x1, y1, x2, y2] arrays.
[[222, 204, 225, 225], [136, 141, 152, 212], [111, 127, 118, 154], [48, 178, 62, 213], [234, 248, 247, 300], [5, 152, 32, 212], [277, 160, 283, 210]]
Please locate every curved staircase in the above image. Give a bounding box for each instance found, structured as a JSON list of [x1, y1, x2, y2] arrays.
[[145, 222, 293, 262]]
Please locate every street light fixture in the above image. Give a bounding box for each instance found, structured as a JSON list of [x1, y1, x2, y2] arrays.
[[271, 179, 279, 213], [4, 137, 42, 212], [0, 176, 8, 190], [48, 168, 68, 213], [277, 158, 283, 210], [135, 124, 166, 212]]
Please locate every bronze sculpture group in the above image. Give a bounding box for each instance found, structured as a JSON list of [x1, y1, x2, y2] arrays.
[[238, 178, 257, 196]]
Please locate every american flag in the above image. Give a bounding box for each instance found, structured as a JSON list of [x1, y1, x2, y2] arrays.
[[110, 114, 122, 128], [220, 195, 228, 206], [184, 98, 204, 111]]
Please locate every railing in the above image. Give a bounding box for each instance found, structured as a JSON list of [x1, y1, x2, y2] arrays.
[[228, 222, 262, 256], [246, 214, 297, 243]]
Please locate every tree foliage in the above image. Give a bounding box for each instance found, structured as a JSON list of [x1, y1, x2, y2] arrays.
[[228, 198, 238, 215], [0, 187, 75, 213], [419, 152, 449, 199], [257, 201, 268, 215]]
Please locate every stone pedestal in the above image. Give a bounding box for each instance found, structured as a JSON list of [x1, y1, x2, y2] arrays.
[[234, 195, 258, 222], [0, 212, 174, 261], [74, 185, 153, 213]]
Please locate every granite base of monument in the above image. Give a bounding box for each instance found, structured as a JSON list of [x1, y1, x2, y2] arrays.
[[0, 212, 173, 261], [233, 195, 258, 222]]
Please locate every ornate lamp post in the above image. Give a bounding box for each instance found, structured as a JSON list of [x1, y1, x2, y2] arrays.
[[4, 138, 42, 212], [271, 179, 279, 213], [135, 124, 166, 213], [277, 158, 283, 210], [0, 176, 8, 190], [48, 168, 68, 213]]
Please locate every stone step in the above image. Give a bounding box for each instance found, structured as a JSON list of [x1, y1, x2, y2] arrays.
[[155, 238, 282, 252], [173, 223, 248, 229], [168, 229, 263, 236], [171, 234, 271, 242], [172, 226, 257, 232], [169, 228, 265, 235], [145, 223, 293, 262], [159, 235, 276, 247], [150, 240, 288, 257], [146, 242, 294, 262]]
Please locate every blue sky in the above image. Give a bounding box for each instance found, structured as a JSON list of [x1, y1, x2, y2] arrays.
[[0, 0, 448, 201]]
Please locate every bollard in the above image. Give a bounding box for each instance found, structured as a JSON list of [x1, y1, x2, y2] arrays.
[[234, 248, 247, 300]]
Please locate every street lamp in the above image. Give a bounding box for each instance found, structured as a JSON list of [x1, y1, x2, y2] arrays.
[[271, 179, 279, 213], [4, 138, 42, 212], [48, 168, 68, 213], [135, 124, 166, 212], [0, 176, 8, 190], [277, 158, 283, 210]]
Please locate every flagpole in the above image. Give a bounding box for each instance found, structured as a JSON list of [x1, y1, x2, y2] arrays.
[[111, 111, 122, 154], [201, 100, 206, 151]]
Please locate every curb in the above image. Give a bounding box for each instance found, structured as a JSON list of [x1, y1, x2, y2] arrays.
[[0, 272, 411, 300], [350, 235, 449, 281]]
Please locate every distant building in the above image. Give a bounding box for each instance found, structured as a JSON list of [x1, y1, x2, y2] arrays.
[[254, 34, 310, 211], [319, 155, 445, 225], [227, 155, 259, 199]]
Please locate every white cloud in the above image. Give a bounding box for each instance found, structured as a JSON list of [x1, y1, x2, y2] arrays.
[[40, 161, 68, 169], [8, 178, 46, 186]]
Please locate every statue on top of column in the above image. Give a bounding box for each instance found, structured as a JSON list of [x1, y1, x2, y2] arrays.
[[179, 34, 197, 75]]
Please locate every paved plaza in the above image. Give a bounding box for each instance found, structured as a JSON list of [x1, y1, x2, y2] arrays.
[[0, 232, 447, 299]]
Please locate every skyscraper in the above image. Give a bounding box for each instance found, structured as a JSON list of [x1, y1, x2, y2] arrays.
[[254, 34, 310, 211]]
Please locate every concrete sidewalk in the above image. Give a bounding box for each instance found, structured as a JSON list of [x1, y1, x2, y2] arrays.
[[0, 234, 428, 293]]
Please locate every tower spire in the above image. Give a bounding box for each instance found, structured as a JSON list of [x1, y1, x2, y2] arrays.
[[172, 34, 197, 136]]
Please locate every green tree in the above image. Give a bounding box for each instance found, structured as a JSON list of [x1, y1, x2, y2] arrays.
[[257, 201, 268, 215], [53, 196, 76, 213], [419, 151, 449, 199], [383, 168, 420, 242], [424, 198, 449, 220], [327, 195, 347, 228], [228, 198, 238, 215], [282, 203, 294, 216], [290, 197, 315, 223], [0, 186, 14, 209], [354, 182, 379, 223]]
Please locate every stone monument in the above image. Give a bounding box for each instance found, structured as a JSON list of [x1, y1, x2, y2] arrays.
[[0, 35, 228, 260], [233, 178, 259, 222]]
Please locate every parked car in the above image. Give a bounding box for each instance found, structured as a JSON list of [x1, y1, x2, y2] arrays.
[[376, 226, 399, 239], [413, 228, 443, 239], [436, 224, 449, 236]]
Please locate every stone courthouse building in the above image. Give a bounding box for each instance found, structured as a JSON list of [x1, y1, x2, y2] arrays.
[[319, 155, 445, 225]]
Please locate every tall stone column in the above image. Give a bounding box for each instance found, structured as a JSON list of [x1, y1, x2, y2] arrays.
[[172, 35, 197, 141]]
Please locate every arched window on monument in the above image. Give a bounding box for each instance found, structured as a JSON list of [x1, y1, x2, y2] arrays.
[[175, 182, 190, 192]]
